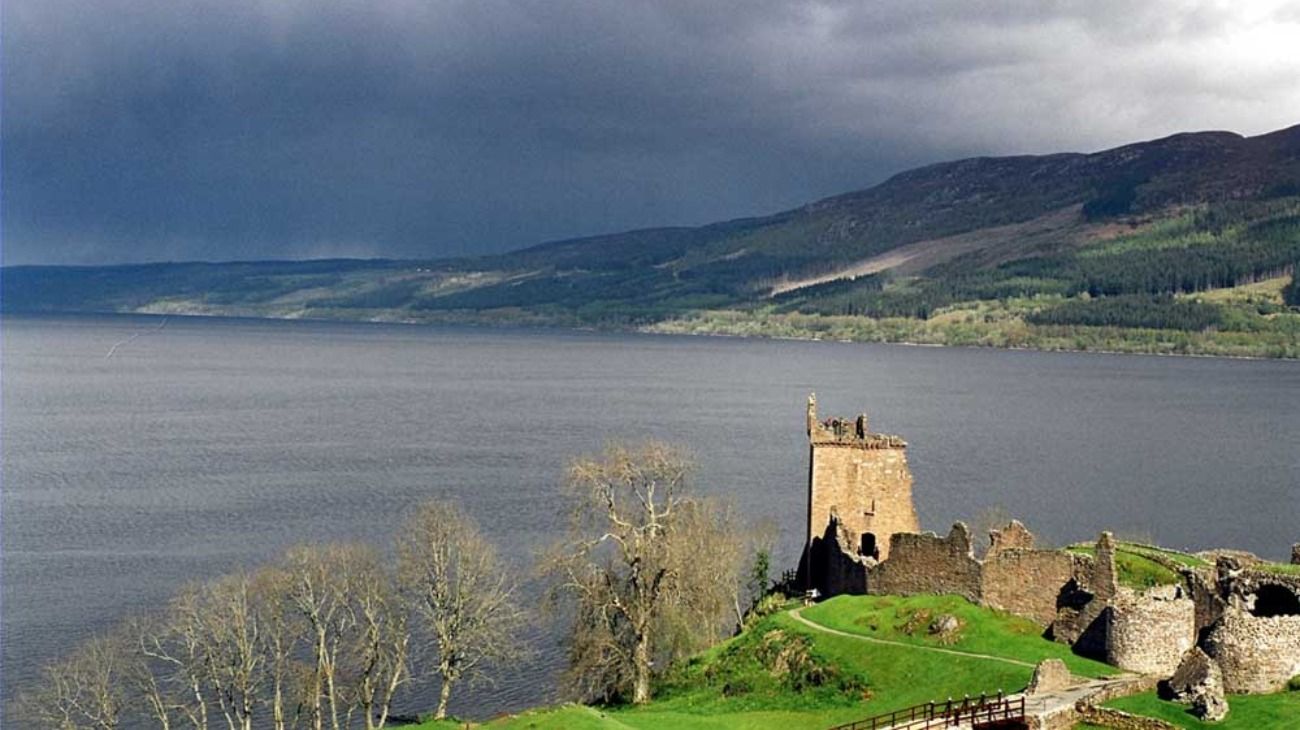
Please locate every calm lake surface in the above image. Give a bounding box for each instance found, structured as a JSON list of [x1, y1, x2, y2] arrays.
[[3, 313, 1299, 716]]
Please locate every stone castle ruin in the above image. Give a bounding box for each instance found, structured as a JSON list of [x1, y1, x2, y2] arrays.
[[797, 396, 1300, 716], [803, 393, 918, 564]]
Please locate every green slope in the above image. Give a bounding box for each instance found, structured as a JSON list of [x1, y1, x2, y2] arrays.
[[413, 595, 1120, 730]]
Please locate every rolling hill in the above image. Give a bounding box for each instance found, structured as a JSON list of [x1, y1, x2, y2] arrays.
[[5, 124, 1300, 357]]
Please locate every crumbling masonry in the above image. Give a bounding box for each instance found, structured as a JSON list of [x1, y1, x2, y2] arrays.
[[797, 396, 1300, 701]]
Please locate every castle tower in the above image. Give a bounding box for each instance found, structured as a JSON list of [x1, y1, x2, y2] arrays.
[[804, 393, 918, 563]]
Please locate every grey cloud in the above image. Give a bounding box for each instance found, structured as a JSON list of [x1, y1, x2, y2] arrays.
[[3, 0, 1298, 264]]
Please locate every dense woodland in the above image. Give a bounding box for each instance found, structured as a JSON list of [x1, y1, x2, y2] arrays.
[[772, 201, 1300, 335]]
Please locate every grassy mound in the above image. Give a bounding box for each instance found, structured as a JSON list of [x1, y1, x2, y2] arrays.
[[1063, 544, 1189, 590], [1104, 690, 1300, 729], [800, 595, 1114, 679], [1256, 562, 1300, 577], [417, 594, 1121, 729]]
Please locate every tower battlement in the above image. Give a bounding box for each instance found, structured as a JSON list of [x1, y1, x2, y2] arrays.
[[807, 394, 907, 449]]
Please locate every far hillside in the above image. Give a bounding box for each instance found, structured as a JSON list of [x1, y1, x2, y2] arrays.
[[6, 124, 1300, 357]]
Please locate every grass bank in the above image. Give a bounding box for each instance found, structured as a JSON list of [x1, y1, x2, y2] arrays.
[[415, 595, 1120, 730], [644, 296, 1300, 360], [1103, 690, 1300, 729]]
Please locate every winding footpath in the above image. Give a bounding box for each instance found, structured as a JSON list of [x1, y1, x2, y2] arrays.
[[789, 607, 1152, 730], [787, 607, 1037, 668]]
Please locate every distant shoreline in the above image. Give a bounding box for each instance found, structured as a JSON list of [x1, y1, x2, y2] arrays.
[[9, 306, 1298, 362]]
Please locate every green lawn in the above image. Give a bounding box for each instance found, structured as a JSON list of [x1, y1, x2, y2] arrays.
[[1064, 545, 1185, 589], [1256, 562, 1300, 577], [415, 595, 1121, 730], [800, 595, 1115, 679], [1104, 691, 1300, 729], [1116, 544, 1209, 569]]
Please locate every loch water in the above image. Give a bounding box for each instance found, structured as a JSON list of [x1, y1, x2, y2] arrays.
[[3, 313, 1298, 716]]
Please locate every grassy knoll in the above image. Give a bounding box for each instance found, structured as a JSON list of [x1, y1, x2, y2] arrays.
[[1116, 544, 1209, 569], [1103, 690, 1300, 729], [799, 595, 1114, 679], [414, 595, 1120, 730], [1063, 545, 1186, 590], [1256, 562, 1300, 577]]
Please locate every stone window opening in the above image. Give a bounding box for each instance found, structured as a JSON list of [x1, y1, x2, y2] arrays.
[[860, 532, 879, 560], [1249, 584, 1300, 618]]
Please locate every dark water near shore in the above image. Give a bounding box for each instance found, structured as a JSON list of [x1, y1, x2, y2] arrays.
[[3, 313, 1299, 717]]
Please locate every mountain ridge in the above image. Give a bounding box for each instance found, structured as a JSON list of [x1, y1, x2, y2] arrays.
[[5, 122, 1299, 358]]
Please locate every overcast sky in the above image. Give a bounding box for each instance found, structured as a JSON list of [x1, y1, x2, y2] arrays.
[[3, 0, 1299, 265]]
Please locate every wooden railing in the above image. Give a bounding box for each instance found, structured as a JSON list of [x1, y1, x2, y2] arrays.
[[828, 691, 1025, 730]]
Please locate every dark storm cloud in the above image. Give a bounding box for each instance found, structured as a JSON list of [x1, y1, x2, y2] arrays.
[[3, 0, 1298, 264]]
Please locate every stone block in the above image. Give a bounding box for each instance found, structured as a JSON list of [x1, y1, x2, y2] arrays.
[[1026, 658, 1073, 695]]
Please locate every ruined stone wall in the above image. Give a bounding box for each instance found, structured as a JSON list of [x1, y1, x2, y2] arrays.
[[801, 513, 870, 597], [1184, 571, 1227, 638], [1107, 586, 1196, 676], [982, 549, 1083, 627], [1073, 707, 1178, 730], [868, 524, 981, 601], [987, 520, 1037, 555], [1204, 609, 1300, 693]]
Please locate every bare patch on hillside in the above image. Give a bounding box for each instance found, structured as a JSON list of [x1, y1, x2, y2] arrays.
[[770, 206, 1094, 296]]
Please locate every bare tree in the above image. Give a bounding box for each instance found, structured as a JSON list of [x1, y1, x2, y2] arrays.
[[138, 585, 214, 730], [283, 544, 353, 730], [120, 615, 179, 730], [336, 549, 410, 730], [14, 634, 126, 730], [199, 573, 264, 730], [249, 566, 306, 730], [396, 501, 526, 721], [658, 497, 747, 643], [542, 442, 744, 705], [282, 543, 409, 730]]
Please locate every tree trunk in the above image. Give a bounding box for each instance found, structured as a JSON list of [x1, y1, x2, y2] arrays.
[[632, 631, 652, 704], [272, 683, 284, 730], [313, 630, 327, 730], [434, 679, 453, 720]]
